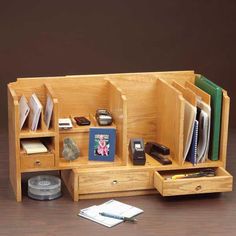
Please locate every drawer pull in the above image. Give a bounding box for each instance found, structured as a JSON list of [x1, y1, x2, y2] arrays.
[[195, 185, 202, 191], [112, 180, 118, 185], [34, 160, 41, 166]]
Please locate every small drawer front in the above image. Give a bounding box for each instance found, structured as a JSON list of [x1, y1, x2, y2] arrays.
[[78, 170, 153, 194], [154, 167, 233, 196], [21, 154, 55, 170]]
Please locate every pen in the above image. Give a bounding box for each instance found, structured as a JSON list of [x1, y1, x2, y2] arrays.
[[99, 212, 137, 223]]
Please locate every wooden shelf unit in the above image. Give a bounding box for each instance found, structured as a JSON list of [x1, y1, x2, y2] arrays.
[[8, 71, 233, 202]]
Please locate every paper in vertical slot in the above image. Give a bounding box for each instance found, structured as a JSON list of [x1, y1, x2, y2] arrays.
[[28, 93, 43, 131], [19, 95, 30, 130], [182, 101, 197, 163], [44, 95, 54, 129], [171, 81, 197, 163], [186, 120, 199, 165], [196, 100, 211, 163]]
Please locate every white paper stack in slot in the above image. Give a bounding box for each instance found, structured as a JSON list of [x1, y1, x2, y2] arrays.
[[19, 95, 30, 130], [28, 93, 42, 131], [21, 139, 48, 154], [44, 95, 53, 129]]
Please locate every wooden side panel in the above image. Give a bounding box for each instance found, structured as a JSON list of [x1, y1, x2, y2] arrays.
[[219, 90, 230, 167], [153, 171, 164, 195], [8, 86, 22, 202], [61, 170, 78, 201], [156, 79, 185, 164], [108, 80, 128, 165], [108, 79, 158, 142]]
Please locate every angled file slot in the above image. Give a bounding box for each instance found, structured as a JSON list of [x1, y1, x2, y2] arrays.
[[185, 80, 211, 105], [156, 79, 185, 165], [172, 81, 197, 107], [184, 81, 211, 163], [171, 81, 197, 164]]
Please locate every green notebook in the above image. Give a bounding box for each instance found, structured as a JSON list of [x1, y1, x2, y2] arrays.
[[195, 75, 222, 161]]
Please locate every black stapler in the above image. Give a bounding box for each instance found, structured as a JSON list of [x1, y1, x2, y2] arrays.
[[129, 138, 146, 165], [145, 142, 172, 165]]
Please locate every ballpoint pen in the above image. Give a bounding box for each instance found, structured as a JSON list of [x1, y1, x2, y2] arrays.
[[99, 212, 138, 223]]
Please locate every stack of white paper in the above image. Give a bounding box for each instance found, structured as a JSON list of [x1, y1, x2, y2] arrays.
[[28, 93, 42, 131], [21, 139, 48, 154], [79, 199, 143, 227]]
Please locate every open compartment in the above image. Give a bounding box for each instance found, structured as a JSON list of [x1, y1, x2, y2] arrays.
[[8, 82, 58, 138], [154, 167, 233, 196], [108, 77, 186, 167], [51, 78, 127, 168], [20, 137, 55, 171]]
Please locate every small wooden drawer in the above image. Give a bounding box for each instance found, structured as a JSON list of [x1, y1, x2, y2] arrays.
[[154, 167, 233, 196], [20, 153, 55, 170], [78, 169, 153, 194]]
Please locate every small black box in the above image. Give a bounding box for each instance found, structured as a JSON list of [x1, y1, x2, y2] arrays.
[[129, 138, 146, 165]]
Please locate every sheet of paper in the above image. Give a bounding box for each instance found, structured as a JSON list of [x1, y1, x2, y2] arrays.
[[44, 95, 53, 128], [197, 100, 211, 163], [19, 95, 30, 130], [79, 199, 143, 227], [183, 101, 197, 163], [28, 93, 42, 131]]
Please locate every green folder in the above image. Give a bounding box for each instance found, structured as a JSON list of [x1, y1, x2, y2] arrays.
[[195, 75, 222, 161]]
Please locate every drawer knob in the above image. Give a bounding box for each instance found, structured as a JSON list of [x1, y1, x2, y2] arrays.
[[195, 185, 202, 191], [112, 180, 118, 185], [34, 160, 41, 166]]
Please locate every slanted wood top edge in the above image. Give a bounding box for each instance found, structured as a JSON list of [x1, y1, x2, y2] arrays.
[[15, 70, 195, 82]]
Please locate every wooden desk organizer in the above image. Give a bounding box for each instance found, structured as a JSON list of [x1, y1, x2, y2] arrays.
[[8, 71, 233, 202]]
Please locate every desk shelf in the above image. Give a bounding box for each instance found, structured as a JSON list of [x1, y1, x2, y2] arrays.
[[8, 71, 232, 202]]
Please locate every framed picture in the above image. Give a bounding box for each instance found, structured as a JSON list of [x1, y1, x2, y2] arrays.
[[89, 127, 116, 162]]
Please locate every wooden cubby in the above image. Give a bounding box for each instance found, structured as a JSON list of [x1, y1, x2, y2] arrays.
[[8, 71, 233, 202]]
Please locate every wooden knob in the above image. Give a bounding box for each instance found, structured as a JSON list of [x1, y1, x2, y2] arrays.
[[34, 160, 41, 166], [195, 185, 202, 191], [112, 180, 118, 185]]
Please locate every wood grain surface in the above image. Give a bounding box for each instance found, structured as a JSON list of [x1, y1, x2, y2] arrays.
[[0, 128, 236, 236]]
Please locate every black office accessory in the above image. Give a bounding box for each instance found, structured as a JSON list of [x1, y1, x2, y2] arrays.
[[74, 116, 91, 126], [95, 109, 113, 126], [145, 142, 170, 155], [129, 138, 146, 165], [151, 152, 172, 165], [145, 142, 172, 165]]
